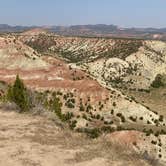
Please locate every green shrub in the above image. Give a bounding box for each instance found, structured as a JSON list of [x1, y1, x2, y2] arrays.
[[101, 126, 115, 133], [86, 104, 93, 112], [96, 114, 101, 119], [79, 104, 85, 112], [129, 116, 137, 122], [113, 102, 116, 107], [116, 113, 125, 122], [85, 128, 101, 139], [145, 129, 153, 136], [139, 117, 143, 120], [65, 101, 75, 108], [62, 112, 74, 121], [111, 109, 114, 115], [69, 120, 77, 130], [151, 140, 157, 145], [82, 113, 88, 120], [50, 96, 62, 119], [64, 97, 75, 109], [154, 131, 160, 137], [159, 115, 164, 122], [151, 74, 164, 88]]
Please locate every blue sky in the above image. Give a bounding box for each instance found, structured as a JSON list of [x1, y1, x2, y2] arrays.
[[0, 0, 166, 28]]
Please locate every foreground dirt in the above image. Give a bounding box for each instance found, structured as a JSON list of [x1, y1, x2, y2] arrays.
[[0, 109, 154, 166]]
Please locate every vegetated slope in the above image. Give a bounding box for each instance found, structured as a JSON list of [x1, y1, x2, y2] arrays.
[[23, 32, 166, 90], [22, 33, 142, 62], [84, 40, 166, 90]]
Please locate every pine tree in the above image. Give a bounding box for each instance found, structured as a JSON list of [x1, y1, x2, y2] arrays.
[[7, 75, 30, 112], [6, 85, 13, 101]]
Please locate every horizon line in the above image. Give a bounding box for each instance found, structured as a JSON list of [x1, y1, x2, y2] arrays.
[[1, 23, 166, 29]]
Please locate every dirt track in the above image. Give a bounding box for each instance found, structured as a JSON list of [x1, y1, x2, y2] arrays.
[[0, 110, 152, 166]]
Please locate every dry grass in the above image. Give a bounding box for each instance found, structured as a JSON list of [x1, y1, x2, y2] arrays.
[[63, 134, 159, 166], [0, 106, 163, 166]]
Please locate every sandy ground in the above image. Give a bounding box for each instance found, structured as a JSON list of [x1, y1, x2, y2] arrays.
[[0, 109, 153, 166]]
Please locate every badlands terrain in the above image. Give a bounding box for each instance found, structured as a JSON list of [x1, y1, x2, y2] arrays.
[[0, 29, 166, 165]]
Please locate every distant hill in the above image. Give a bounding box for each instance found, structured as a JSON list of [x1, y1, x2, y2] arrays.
[[0, 24, 38, 32], [1, 24, 166, 40], [49, 24, 166, 40]]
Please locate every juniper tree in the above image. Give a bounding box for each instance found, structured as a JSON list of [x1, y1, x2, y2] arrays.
[[7, 75, 30, 112]]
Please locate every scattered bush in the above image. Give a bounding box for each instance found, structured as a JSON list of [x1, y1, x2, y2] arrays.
[[151, 74, 165, 88], [79, 104, 85, 112], [50, 96, 62, 119], [139, 117, 143, 120], [96, 114, 101, 120], [85, 128, 101, 139], [65, 98, 75, 108], [159, 115, 164, 122], [129, 116, 137, 122], [113, 102, 116, 107], [111, 109, 114, 115], [151, 140, 157, 145], [62, 112, 74, 121], [69, 120, 77, 130], [116, 113, 125, 122], [82, 113, 88, 120]]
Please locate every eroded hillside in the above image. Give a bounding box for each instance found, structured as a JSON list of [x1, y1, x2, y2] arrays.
[[0, 30, 166, 165]]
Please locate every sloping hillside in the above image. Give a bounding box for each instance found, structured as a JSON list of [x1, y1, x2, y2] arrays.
[[0, 36, 48, 70]]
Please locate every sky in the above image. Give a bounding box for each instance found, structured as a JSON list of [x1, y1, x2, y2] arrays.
[[0, 0, 166, 28]]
